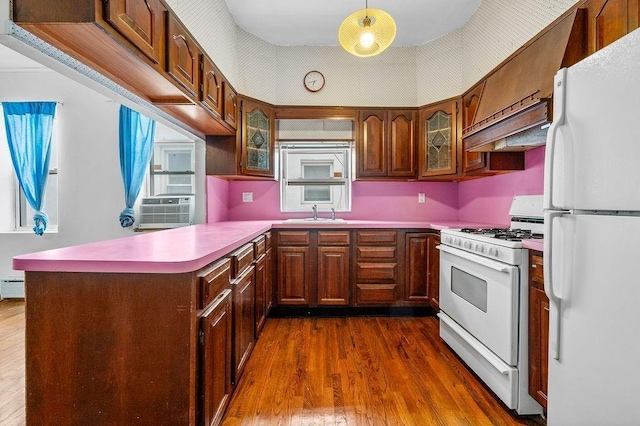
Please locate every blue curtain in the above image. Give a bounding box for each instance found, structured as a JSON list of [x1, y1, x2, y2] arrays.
[[2, 102, 57, 236], [118, 105, 155, 227]]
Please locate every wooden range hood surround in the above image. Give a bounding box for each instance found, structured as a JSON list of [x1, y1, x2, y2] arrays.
[[463, 8, 587, 152]]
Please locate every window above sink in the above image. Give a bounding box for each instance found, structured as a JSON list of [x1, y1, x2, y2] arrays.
[[278, 119, 354, 213]]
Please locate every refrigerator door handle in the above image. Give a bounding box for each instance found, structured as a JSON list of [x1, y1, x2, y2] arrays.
[[544, 68, 567, 211], [544, 210, 565, 360]]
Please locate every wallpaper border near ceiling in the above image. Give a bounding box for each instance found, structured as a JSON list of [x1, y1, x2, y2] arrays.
[[166, 0, 580, 107]]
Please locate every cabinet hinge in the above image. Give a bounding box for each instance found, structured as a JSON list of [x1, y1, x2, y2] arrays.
[[198, 329, 205, 345]]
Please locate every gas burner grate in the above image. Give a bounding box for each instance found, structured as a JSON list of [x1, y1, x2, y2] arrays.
[[459, 228, 543, 242]]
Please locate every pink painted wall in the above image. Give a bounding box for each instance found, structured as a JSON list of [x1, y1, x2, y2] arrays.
[[457, 146, 545, 225], [223, 180, 459, 222], [205, 177, 229, 223], [206, 146, 545, 224]]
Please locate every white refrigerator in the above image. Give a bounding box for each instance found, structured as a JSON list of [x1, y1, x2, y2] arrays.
[[544, 28, 640, 425]]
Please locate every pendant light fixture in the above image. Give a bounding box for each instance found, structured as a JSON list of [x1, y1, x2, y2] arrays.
[[338, 0, 396, 57]]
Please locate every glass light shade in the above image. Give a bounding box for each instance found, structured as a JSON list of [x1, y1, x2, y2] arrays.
[[338, 8, 396, 57]]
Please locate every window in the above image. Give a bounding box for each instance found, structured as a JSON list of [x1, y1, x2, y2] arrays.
[[0, 104, 59, 231], [302, 162, 332, 202], [149, 141, 195, 196], [280, 143, 352, 212]]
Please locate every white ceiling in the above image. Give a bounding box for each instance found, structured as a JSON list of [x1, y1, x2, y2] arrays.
[[224, 0, 482, 46], [0, 43, 45, 70]]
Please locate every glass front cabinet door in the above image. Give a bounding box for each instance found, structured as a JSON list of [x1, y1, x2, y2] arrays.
[[418, 100, 459, 178], [241, 99, 275, 178]]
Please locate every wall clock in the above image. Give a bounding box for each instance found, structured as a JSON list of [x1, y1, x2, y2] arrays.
[[303, 70, 325, 92]]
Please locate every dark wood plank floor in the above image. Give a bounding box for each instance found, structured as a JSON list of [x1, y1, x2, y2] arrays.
[[1, 301, 544, 425], [223, 316, 544, 426]]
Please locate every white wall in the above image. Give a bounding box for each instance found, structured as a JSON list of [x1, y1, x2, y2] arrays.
[[0, 70, 139, 277], [167, 0, 580, 106]]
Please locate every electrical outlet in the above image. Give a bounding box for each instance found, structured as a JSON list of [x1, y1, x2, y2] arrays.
[[418, 193, 426, 204], [242, 192, 253, 203]]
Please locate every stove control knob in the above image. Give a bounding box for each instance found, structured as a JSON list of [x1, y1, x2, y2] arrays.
[[489, 247, 499, 257], [454, 238, 461, 246], [463, 241, 472, 249], [475, 244, 485, 253]]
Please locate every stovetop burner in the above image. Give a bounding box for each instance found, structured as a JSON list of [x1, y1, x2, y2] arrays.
[[459, 228, 543, 242]]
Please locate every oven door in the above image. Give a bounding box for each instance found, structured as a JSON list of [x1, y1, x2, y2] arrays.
[[438, 244, 519, 366]]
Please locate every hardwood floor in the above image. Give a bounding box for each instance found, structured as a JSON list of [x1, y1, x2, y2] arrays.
[[1, 300, 543, 425], [0, 300, 25, 426], [223, 316, 544, 426]]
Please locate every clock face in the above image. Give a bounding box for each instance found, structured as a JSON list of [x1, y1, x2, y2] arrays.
[[304, 71, 325, 92]]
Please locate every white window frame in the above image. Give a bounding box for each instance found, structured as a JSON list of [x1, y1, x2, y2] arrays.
[[149, 141, 195, 196], [279, 143, 352, 213]]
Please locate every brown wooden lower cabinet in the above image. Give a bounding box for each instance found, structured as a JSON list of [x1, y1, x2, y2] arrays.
[[354, 230, 401, 306], [528, 250, 549, 409], [404, 232, 441, 308], [199, 288, 233, 426], [317, 245, 351, 306], [274, 229, 439, 309], [427, 233, 441, 309], [232, 266, 255, 385], [254, 253, 267, 336], [277, 245, 312, 305]]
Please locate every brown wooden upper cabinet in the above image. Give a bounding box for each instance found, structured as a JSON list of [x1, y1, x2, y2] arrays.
[[167, 13, 200, 99], [357, 110, 417, 179], [104, 0, 167, 67], [583, 0, 640, 53], [224, 82, 238, 129], [205, 97, 274, 179], [240, 98, 275, 177], [461, 82, 487, 173], [418, 100, 459, 178], [201, 55, 223, 119]]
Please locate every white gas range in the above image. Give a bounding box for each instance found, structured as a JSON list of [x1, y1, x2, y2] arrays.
[[437, 195, 544, 416]]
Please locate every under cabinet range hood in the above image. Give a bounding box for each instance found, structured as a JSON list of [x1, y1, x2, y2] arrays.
[[463, 8, 586, 152]]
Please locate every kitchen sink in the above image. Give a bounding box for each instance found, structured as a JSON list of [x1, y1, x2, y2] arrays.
[[283, 218, 346, 223]]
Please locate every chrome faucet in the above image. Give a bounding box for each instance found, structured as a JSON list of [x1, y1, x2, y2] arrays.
[[312, 204, 318, 220], [331, 207, 336, 220]]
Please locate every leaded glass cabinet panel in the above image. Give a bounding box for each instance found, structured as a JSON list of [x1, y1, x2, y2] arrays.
[[419, 100, 458, 178], [241, 99, 274, 177]]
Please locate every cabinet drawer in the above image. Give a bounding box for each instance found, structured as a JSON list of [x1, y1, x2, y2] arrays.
[[199, 258, 231, 308], [277, 231, 310, 246], [357, 231, 397, 245], [357, 246, 397, 261], [317, 231, 350, 246], [264, 232, 272, 251], [530, 253, 544, 287], [356, 262, 398, 283], [231, 243, 255, 278], [253, 235, 266, 258], [356, 284, 397, 304]]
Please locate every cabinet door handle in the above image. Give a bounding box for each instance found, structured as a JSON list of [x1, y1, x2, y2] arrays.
[[201, 289, 232, 317]]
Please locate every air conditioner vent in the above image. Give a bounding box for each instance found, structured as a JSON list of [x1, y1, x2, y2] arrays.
[[138, 196, 194, 229]]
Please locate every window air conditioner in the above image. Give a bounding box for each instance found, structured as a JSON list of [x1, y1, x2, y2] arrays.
[[137, 196, 195, 230]]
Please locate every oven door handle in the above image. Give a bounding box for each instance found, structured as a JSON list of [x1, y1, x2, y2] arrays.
[[437, 244, 511, 273]]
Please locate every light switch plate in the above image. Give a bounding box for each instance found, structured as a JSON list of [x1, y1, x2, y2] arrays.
[[242, 192, 253, 203], [418, 193, 426, 204]]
